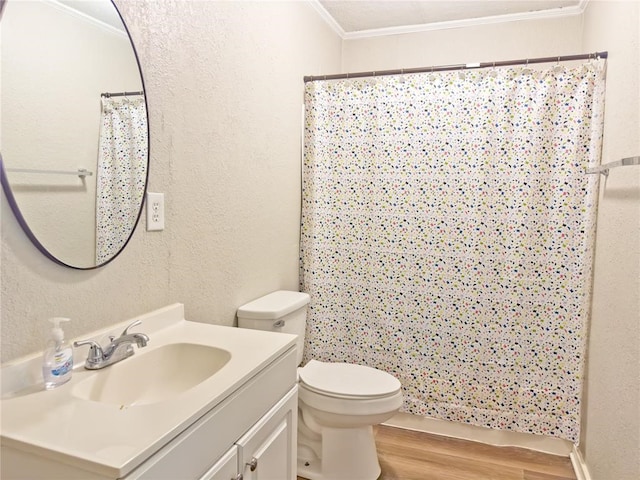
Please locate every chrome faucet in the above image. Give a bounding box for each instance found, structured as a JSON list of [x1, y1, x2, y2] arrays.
[[74, 320, 149, 370]]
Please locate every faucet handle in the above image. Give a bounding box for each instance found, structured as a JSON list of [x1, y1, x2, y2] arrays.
[[73, 340, 103, 363], [120, 320, 142, 337]]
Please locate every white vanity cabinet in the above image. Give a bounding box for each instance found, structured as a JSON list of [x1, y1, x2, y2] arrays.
[[125, 350, 298, 480], [202, 386, 297, 480], [1, 306, 299, 480]]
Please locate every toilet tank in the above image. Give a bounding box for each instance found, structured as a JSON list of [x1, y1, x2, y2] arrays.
[[237, 290, 310, 365]]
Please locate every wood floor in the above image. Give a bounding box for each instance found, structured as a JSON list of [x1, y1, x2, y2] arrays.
[[299, 425, 577, 480]]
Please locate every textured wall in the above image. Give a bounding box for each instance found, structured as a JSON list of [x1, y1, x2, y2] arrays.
[[0, 0, 341, 362], [581, 2, 640, 479]]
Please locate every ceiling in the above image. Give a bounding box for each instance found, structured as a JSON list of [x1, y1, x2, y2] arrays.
[[316, 0, 585, 37]]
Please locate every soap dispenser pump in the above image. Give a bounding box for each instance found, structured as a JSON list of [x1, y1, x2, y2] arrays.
[[42, 317, 73, 389]]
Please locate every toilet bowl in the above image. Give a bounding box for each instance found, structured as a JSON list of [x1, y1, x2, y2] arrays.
[[237, 291, 403, 480], [297, 360, 403, 480]]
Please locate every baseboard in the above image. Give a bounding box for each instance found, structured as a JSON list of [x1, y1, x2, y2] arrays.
[[570, 445, 593, 480], [383, 412, 574, 456]]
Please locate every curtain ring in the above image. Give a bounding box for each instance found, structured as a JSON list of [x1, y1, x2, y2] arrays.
[[489, 61, 498, 77]]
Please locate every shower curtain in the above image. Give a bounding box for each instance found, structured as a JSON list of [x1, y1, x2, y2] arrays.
[[95, 96, 147, 264], [300, 62, 606, 443]]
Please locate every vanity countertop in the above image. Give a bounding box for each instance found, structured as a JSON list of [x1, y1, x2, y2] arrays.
[[0, 304, 297, 478]]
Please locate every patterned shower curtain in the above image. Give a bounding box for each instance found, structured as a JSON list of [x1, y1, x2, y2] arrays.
[[300, 62, 606, 443], [95, 96, 147, 264]]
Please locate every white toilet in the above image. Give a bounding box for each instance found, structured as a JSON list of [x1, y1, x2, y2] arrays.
[[237, 290, 403, 480]]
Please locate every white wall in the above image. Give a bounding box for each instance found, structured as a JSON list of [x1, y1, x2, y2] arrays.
[[0, 0, 341, 361], [581, 2, 640, 479]]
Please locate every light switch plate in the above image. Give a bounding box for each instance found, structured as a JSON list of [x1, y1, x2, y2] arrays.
[[146, 192, 165, 231]]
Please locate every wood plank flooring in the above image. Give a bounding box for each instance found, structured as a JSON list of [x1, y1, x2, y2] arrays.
[[298, 425, 577, 480]]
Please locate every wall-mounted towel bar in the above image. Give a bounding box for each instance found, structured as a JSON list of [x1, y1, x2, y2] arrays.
[[586, 156, 640, 177], [5, 168, 93, 178]]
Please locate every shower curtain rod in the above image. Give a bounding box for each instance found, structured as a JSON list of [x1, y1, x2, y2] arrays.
[[303, 51, 608, 83], [100, 90, 144, 98]]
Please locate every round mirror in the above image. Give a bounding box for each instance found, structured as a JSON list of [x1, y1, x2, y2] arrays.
[[0, 0, 149, 269]]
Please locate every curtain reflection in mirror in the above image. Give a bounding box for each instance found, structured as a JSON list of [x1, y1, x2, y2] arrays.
[[96, 96, 147, 264]]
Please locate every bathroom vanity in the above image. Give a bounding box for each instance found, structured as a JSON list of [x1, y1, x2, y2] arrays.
[[0, 304, 298, 480]]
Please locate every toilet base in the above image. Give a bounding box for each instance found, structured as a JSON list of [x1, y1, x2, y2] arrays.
[[297, 425, 381, 480]]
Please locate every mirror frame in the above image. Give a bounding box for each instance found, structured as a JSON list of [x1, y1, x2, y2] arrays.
[[0, 0, 150, 270]]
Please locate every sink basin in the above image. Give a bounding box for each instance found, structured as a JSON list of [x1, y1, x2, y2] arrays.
[[72, 343, 231, 406]]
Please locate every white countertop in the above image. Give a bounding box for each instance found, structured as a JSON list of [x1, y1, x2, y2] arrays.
[[0, 304, 297, 478]]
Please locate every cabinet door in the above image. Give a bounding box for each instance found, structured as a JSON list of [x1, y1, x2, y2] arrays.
[[200, 446, 238, 480], [237, 386, 297, 480]]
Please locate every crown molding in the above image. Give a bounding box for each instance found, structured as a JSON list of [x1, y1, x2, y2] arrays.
[[310, 0, 589, 40], [308, 0, 346, 38]]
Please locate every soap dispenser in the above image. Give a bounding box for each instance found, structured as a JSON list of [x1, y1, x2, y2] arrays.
[[42, 317, 73, 389]]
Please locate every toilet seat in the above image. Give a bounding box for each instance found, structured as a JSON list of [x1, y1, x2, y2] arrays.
[[298, 360, 401, 400]]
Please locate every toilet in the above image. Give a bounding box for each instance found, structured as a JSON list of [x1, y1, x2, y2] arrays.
[[237, 290, 403, 480]]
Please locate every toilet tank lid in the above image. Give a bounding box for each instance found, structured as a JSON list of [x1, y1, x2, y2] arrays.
[[237, 290, 311, 320]]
